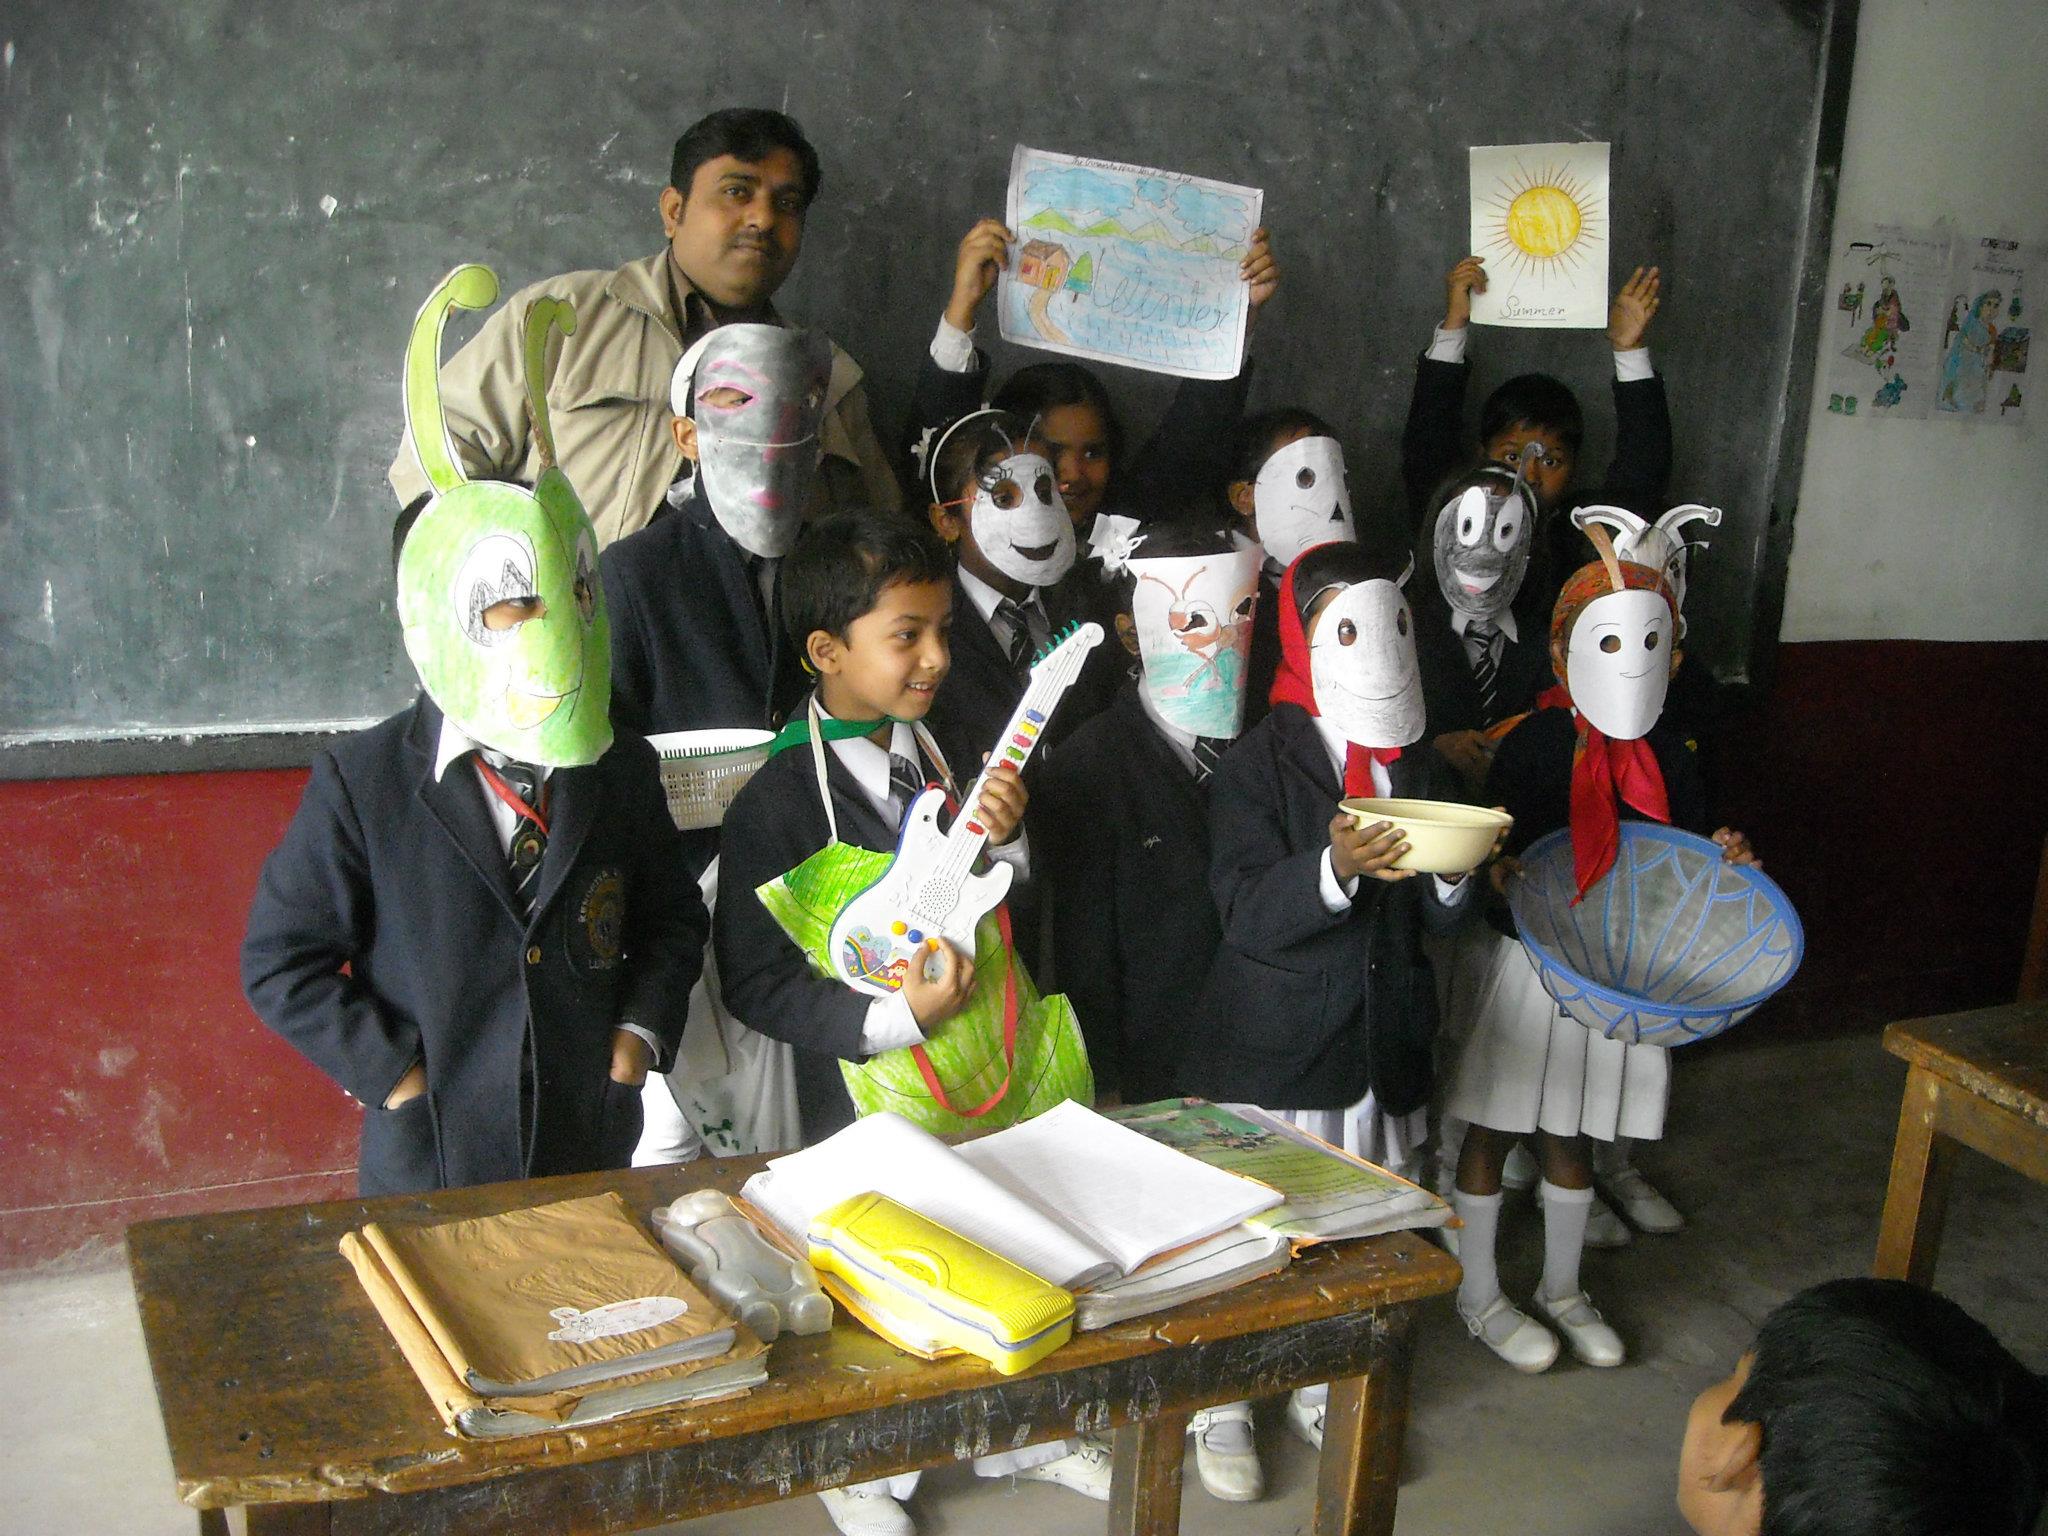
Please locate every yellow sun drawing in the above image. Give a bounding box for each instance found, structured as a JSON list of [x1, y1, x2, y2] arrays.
[[1478, 162, 1604, 283]]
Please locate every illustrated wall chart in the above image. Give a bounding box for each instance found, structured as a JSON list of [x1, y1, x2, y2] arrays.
[[999, 146, 1262, 380], [1824, 226, 2029, 425], [1468, 141, 1611, 329]]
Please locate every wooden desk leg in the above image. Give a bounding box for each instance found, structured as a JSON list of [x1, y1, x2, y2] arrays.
[[1315, 1313, 1415, 1536], [1874, 1064, 1958, 1286], [245, 1504, 332, 1534], [1108, 1410, 1188, 1536]]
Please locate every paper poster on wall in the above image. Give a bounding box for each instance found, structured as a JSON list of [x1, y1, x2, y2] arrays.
[[999, 146, 1262, 380], [1935, 237, 2027, 424], [1823, 223, 1951, 420], [1467, 141, 1611, 328]]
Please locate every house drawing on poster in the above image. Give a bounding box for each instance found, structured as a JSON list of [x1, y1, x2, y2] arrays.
[[1017, 240, 1072, 291]]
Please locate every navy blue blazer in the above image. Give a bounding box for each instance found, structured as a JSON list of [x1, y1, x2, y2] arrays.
[[1192, 704, 1478, 1114], [241, 695, 706, 1196], [1037, 685, 1219, 1104]]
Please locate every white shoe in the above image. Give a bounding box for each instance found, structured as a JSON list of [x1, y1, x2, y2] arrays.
[[1602, 1167, 1685, 1233], [1285, 1388, 1325, 1450], [1017, 1440, 1113, 1502], [1458, 1293, 1560, 1373], [818, 1485, 914, 1536], [1501, 1142, 1538, 1192], [1582, 1194, 1634, 1249], [1535, 1290, 1626, 1368], [1189, 1403, 1264, 1501]]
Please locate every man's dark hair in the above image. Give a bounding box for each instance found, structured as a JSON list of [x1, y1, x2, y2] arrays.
[[669, 108, 822, 208], [1479, 373, 1585, 456], [1105, 516, 1240, 613], [992, 363, 1126, 469], [1229, 407, 1338, 486], [1729, 1278, 2048, 1536], [783, 508, 952, 654], [1290, 538, 1409, 623]]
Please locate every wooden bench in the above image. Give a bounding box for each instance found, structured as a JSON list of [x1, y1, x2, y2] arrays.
[[1873, 1000, 2048, 1285], [129, 1153, 1460, 1536]]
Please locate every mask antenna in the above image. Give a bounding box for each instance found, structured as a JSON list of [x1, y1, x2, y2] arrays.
[[403, 264, 500, 495]]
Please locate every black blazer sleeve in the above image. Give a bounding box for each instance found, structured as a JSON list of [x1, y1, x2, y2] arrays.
[[1121, 368, 1253, 520], [241, 752, 421, 1109], [903, 347, 990, 493], [713, 762, 872, 1063], [600, 547, 655, 739], [1603, 372, 1674, 510], [1036, 749, 1126, 1091], [613, 739, 708, 1061], [1401, 353, 1471, 528]]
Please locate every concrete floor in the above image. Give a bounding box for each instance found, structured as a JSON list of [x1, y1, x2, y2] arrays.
[[5, 1030, 2046, 1536]]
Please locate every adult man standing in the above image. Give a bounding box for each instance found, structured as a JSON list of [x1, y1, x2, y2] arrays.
[[389, 108, 901, 545]]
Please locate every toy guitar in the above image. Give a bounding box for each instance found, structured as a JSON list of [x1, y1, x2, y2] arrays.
[[828, 621, 1104, 998]]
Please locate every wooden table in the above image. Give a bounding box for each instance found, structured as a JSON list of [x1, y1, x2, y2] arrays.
[[1874, 1000, 2048, 1285], [130, 1154, 1460, 1536]]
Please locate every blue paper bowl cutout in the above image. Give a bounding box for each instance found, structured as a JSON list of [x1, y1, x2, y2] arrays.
[[1507, 823, 1804, 1047]]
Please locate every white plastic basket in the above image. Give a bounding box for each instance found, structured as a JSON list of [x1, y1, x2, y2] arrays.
[[645, 729, 776, 831]]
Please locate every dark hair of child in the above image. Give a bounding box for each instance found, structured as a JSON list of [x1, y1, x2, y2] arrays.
[[1289, 539, 1413, 624], [669, 108, 822, 209], [925, 409, 1034, 507], [392, 493, 433, 576], [1729, 1277, 2048, 1536], [1228, 407, 1339, 486], [1104, 516, 1240, 613], [1479, 374, 1585, 456], [782, 508, 954, 656], [991, 363, 1126, 464]]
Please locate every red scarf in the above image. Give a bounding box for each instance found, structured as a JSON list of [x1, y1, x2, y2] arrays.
[[1269, 548, 1401, 795], [1535, 684, 1670, 901]]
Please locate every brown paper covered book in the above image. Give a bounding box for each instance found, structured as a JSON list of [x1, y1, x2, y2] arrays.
[[353, 1191, 748, 1395]]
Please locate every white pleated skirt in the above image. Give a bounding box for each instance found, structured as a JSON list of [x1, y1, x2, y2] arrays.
[[1275, 1097, 1429, 1182], [1437, 928, 1669, 1144]]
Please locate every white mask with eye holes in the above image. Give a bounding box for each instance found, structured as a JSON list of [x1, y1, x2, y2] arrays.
[[1565, 588, 1674, 739], [1433, 478, 1535, 624], [1253, 436, 1355, 569], [970, 449, 1075, 587], [1308, 579, 1425, 750], [1570, 504, 1722, 637], [672, 323, 833, 560]]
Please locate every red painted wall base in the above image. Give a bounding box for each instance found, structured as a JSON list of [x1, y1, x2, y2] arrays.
[[2, 639, 2043, 1270]]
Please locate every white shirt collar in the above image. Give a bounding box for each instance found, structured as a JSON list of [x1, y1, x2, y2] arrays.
[[957, 563, 1041, 628], [1450, 607, 1519, 644], [813, 698, 924, 814], [432, 713, 553, 785]]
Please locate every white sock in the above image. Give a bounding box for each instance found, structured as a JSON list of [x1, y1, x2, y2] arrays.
[[1452, 1188, 1504, 1313], [1538, 1179, 1594, 1301]]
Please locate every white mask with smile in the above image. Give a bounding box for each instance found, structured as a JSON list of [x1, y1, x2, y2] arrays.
[[1308, 579, 1424, 749], [970, 450, 1075, 587], [1565, 588, 1673, 739]]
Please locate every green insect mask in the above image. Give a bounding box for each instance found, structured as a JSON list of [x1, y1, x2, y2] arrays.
[[396, 266, 613, 767]]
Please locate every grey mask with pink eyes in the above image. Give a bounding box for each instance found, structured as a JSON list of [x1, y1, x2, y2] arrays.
[[671, 323, 833, 558]]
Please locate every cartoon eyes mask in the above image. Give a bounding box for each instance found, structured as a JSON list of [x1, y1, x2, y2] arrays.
[[396, 265, 612, 767], [1433, 476, 1537, 623], [671, 322, 834, 559], [1128, 546, 1262, 740], [1253, 435, 1355, 569], [969, 449, 1076, 587], [1308, 579, 1424, 751]]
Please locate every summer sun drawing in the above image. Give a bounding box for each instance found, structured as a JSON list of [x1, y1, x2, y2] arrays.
[[1477, 160, 1605, 284]]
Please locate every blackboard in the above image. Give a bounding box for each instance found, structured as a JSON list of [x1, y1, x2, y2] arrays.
[[0, 0, 1855, 775]]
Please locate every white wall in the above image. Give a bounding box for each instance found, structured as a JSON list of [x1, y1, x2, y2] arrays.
[[1781, 0, 2048, 643]]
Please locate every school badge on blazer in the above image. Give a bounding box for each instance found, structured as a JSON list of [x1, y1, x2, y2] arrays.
[[572, 868, 626, 972]]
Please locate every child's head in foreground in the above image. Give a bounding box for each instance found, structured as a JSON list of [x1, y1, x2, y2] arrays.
[[1679, 1277, 2048, 1536], [784, 508, 954, 725]]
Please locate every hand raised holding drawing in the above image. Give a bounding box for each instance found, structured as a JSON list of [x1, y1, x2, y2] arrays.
[[1608, 265, 1662, 350], [1242, 227, 1280, 314], [1443, 254, 1488, 330], [903, 938, 975, 1029], [945, 218, 1015, 333]]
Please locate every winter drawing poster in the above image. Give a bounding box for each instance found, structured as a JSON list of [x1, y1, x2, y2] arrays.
[[999, 146, 1262, 380], [1823, 227, 2028, 425], [1468, 141, 1611, 329]]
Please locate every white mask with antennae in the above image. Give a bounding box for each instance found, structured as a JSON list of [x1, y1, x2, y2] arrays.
[[1571, 504, 1722, 633]]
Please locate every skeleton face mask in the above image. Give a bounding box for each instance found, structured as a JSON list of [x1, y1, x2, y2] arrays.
[[969, 449, 1075, 587], [672, 323, 833, 559], [1564, 588, 1673, 740], [1308, 579, 1425, 750], [1434, 478, 1536, 624], [1129, 547, 1261, 739], [1254, 436, 1355, 569], [398, 266, 612, 767], [1571, 504, 1722, 635]]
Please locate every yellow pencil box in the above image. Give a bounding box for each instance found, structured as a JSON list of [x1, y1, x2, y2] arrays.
[[806, 1192, 1074, 1375]]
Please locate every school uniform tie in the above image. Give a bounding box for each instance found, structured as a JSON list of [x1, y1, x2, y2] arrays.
[[994, 595, 1049, 679], [1188, 736, 1228, 785], [1467, 619, 1503, 726], [887, 751, 927, 823], [479, 757, 549, 919]]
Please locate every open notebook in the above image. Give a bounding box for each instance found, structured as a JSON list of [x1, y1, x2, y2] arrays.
[[741, 1103, 1283, 1294]]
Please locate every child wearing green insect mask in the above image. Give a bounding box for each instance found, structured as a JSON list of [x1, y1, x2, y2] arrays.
[[241, 266, 708, 1196]]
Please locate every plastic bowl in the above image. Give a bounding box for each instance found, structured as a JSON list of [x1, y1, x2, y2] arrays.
[[1339, 797, 1513, 876], [1508, 822, 1804, 1047]]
